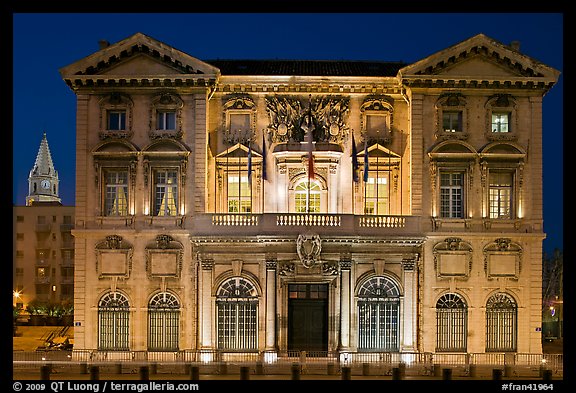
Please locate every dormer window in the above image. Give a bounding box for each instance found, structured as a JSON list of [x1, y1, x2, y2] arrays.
[[223, 95, 256, 144], [360, 96, 394, 145], [99, 93, 133, 139], [157, 111, 177, 131], [485, 94, 517, 141], [435, 93, 468, 140], [107, 110, 126, 131], [442, 111, 463, 133], [491, 112, 511, 133], [149, 93, 184, 139]]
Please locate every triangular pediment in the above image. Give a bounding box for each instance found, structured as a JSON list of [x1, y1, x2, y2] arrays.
[[358, 143, 400, 159], [399, 33, 560, 85], [60, 32, 220, 78], [216, 143, 263, 159]]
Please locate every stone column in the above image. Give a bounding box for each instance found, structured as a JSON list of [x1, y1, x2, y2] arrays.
[[339, 258, 352, 351], [199, 257, 214, 357], [401, 256, 418, 352], [264, 258, 278, 362]]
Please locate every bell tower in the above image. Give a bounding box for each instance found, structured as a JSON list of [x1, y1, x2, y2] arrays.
[[26, 132, 61, 206]]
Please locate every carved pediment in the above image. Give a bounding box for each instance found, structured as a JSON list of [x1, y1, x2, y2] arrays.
[[60, 32, 220, 90], [399, 33, 560, 89]]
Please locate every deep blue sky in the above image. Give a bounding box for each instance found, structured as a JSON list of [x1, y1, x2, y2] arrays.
[[12, 13, 563, 255]]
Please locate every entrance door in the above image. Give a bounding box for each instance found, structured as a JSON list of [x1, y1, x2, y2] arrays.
[[288, 284, 328, 352]]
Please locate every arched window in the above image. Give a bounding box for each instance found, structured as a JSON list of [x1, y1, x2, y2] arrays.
[[486, 292, 517, 352], [216, 277, 258, 350], [295, 180, 321, 213], [436, 293, 467, 352], [98, 292, 130, 351], [148, 292, 180, 351], [357, 276, 400, 351]]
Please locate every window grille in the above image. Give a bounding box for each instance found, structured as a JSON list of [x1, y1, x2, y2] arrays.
[[357, 276, 400, 351], [148, 292, 180, 351], [436, 293, 467, 352], [98, 292, 130, 351], [486, 293, 517, 352], [216, 277, 258, 350]]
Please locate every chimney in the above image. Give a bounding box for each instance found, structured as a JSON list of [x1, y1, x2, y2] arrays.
[[98, 40, 110, 49], [510, 41, 520, 51]]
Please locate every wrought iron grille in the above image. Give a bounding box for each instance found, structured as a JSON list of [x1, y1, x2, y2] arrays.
[[216, 277, 258, 350], [98, 292, 130, 351], [486, 292, 517, 352], [357, 276, 400, 351], [436, 293, 467, 352], [148, 292, 180, 351]]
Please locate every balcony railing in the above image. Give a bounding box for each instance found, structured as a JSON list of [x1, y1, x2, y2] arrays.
[[191, 213, 421, 237]]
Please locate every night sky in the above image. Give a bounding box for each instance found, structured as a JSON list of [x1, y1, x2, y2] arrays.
[[12, 13, 563, 255]]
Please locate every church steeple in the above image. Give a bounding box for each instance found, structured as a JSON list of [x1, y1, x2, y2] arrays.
[[26, 132, 61, 206]]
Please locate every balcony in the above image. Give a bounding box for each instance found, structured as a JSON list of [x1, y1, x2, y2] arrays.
[[191, 213, 421, 238]]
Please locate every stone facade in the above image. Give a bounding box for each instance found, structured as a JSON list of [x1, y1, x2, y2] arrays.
[[59, 32, 559, 359]]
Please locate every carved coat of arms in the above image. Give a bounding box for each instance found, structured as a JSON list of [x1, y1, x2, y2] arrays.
[[297, 234, 322, 268]]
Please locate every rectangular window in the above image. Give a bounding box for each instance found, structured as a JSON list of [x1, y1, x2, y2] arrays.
[[154, 169, 178, 216], [104, 170, 129, 216], [440, 172, 464, 218], [442, 111, 463, 132], [107, 110, 126, 131], [37, 216, 46, 224], [227, 175, 251, 213], [366, 114, 388, 133], [489, 172, 513, 219], [229, 113, 251, 133], [491, 112, 510, 133], [364, 174, 388, 215], [157, 111, 176, 130]]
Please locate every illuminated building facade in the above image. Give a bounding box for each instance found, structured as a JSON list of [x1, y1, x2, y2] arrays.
[[13, 134, 75, 315], [59, 33, 559, 360]]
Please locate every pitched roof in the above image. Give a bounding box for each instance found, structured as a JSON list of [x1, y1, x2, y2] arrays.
[[205, 59, 407, 77]]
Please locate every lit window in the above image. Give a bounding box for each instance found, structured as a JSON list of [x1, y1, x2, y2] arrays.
[[364, 174, 388, 215], [491, 112, 510, 133], [227, 175, 251, 213], [295, 181, 321, 213], [104, 170, 128, 216], [489, 172, 513, 219], [154, 170, 178, 216]]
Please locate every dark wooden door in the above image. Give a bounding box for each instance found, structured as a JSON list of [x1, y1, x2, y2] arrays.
[[288, 298, 328, 351]]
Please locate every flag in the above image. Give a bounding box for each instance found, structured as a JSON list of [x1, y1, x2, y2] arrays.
[[351, 133, 359, 183], [262, 133, 267, 181], [363, 137, 369, 182], [247, 141, 252, 184], [307, 122, 315, 180]]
